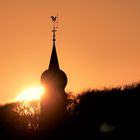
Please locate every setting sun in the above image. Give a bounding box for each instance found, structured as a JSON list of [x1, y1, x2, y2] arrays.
[[16, 86, 44, 102]]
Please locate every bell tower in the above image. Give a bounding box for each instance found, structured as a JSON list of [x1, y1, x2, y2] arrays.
[[40, 16, 68, 131]]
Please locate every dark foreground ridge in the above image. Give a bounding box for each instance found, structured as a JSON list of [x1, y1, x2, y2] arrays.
[[0, 82, 140, 140]]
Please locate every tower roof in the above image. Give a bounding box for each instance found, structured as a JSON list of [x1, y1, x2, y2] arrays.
[[49, 42, 60, 70], [41, 15, 67, 89]]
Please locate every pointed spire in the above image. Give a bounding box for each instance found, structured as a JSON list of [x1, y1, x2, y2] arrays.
[[49, 15, 59, 70], [49, 42, 60, 70]]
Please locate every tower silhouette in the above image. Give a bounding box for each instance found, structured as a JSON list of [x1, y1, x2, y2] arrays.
[[40, 16, 68, 132]]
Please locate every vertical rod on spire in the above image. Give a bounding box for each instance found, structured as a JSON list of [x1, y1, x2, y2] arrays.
[[51, 15, 58, 43]]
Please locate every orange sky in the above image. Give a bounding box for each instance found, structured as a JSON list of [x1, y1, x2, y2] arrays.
[[0, 0, 140, 103]]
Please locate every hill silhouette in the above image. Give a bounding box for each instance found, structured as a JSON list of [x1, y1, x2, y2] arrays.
[[0, 82, 140, 139]]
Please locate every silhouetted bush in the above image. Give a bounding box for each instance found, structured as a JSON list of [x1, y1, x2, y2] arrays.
[[0, 82, 140, 139]]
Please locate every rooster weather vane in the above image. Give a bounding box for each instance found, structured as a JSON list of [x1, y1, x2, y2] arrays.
[[51, 15, 58, 42]]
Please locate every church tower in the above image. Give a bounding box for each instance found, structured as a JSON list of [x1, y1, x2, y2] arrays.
[[40, 16, 68, 131]]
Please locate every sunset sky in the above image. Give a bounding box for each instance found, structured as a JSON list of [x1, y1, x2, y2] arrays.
[[0, 0, 140, 103]]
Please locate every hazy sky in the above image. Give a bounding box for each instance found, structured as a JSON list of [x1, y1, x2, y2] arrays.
[[0, 0, 140, 103]]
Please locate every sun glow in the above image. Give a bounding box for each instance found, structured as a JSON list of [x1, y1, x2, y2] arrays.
[[16, 86, 44, 102]]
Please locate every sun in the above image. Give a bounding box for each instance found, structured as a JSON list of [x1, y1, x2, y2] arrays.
[[16, 86, 44, 102]]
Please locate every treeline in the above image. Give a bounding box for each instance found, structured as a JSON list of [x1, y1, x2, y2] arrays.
[[0, 82, 140, 139]]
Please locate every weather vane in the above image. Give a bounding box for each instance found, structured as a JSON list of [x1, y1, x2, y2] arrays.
[[51, 15, 58, 42]]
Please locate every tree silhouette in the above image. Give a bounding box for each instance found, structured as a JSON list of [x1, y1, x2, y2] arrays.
[[0, 82, 139, 139]]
